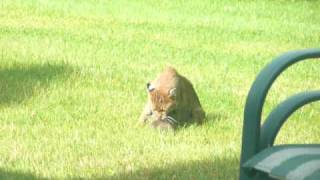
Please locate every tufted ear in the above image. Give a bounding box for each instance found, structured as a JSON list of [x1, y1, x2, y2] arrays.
[[168, 88, 176, 98], [146, 82, 155, 92]]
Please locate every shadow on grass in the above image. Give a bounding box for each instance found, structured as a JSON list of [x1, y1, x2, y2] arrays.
[[205, 112, 225, 123], [97, 158, 238, 180], [0, 63, 72, 107], [197, 112, 226, 126], [0, 158, 238, 179], [0, 169, 45, 180], [173, 112, 225, 131]]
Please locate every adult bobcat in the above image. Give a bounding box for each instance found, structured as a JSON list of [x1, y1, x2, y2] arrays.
[[139, 67, 205, 130]]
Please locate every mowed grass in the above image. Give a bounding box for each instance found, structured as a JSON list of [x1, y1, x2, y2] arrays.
[[0, 0, 320, 179]]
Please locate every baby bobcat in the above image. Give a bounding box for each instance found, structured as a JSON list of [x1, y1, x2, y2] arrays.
[[139, 67, 205, 130]]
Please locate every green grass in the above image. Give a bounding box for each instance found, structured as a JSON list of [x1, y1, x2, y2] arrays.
[[1, 0, 320, 179]]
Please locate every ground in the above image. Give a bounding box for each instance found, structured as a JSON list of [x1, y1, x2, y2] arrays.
[[0, 0, 320, 179]]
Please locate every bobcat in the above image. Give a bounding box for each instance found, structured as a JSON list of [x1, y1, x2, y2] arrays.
[[139, 67, 205, 130]]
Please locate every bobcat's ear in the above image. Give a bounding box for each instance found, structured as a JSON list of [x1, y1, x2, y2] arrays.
[[147, 82, 155, 92], [168, 88, 176, 98]]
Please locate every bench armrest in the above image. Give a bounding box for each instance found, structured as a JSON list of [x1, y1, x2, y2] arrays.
[[240, 49, 320, 178], [260, 91, 320, 149]]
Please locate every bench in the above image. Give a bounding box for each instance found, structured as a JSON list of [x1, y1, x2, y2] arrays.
[[239, 49, 320, 180]]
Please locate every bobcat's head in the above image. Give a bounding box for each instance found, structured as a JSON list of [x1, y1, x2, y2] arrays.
[[147, 82, 177, 123]]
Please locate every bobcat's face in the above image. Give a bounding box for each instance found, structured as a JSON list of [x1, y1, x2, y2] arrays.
[[147, 82, 177, 121]]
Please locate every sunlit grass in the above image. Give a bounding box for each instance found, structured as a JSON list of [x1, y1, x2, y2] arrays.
[[0, 0, 319, 179]]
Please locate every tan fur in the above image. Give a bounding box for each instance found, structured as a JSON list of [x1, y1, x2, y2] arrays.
[[139, 67, 205, 130]]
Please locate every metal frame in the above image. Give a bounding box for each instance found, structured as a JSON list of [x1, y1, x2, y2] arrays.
[[239, 49, 320, 180]]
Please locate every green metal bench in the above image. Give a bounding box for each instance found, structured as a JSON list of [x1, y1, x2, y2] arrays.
[[239, 49, 320, 180]]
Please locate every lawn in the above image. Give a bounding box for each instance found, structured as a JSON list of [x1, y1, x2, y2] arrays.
[[0, 0, 320, 179]]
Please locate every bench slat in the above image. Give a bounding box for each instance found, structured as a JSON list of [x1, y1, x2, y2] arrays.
[[306, 170, 320, 180], [243, 145, 320, 180], [271, 155, 320, 179]]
